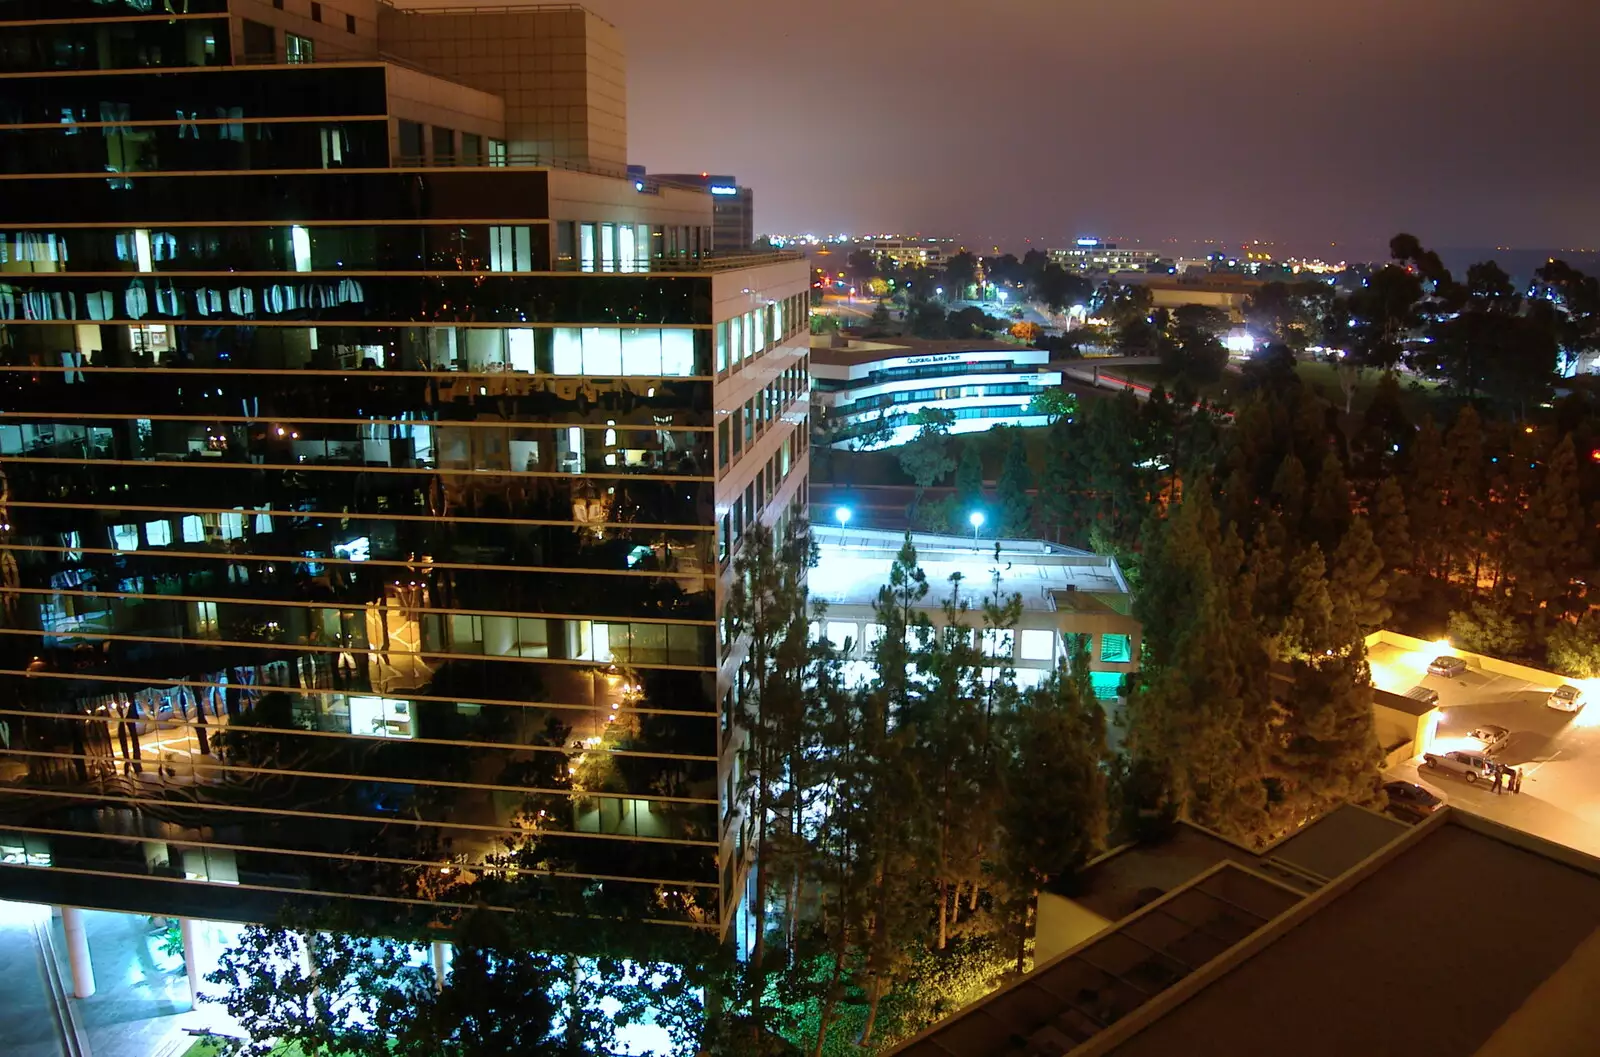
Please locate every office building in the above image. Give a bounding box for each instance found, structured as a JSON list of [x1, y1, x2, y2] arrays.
[[1049, 239, 1162, 276], [860, 237, 951, 271], [647, 173, 755, 256], [894, 808, 1600, 1056], [811, 338, 1064, 449], [808, 527, 1139, 701], [0, 0, 809, 948]]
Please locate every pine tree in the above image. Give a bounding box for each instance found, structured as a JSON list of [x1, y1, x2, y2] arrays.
[[1268, 649, 1385, 832], [1307, 451, 1354, 555], [1404, 416, 1448, 578], [953, 441, 985, 529], [1443, 404, 1489, 586], [1506, 432, 1586, 627], [1328, 516, 1390, 645], [1368, 475, 1413, 575], [996, 429, 1034, 537], [993, 662, 1109, 973]]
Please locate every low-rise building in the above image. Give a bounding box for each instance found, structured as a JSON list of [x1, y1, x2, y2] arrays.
[[808, 527, 1139, 700], [895, 808, 1600, 1056], [1049, 239, 1163, 275], [811, 338, 1064, 450]]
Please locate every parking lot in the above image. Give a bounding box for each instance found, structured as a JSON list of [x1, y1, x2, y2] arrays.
[[1369, 642, 1600, 858]]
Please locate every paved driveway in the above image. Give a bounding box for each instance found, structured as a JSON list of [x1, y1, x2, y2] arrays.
[[1371, 643, 1600, 857]]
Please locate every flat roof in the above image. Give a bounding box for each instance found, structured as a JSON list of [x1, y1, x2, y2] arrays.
[[810, 527, 1126, 613], [1108, 817, 1600, 1057], [809, 337, 1049, 368]]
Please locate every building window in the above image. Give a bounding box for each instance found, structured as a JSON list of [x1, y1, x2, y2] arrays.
[[431, 126, 455, 165], [311, 2, 323, 21], [286, 33, 314, 64], [489, 226, 533, 272], [241, 18, 274, 62], [488, 139, 507, 166], [1019, 629, 1055, 662], [1099, 633, 1133, 663], [715, 321, 729, 373], [396, 120, 424, 163], [346, 13, 356, 33], [579, 224, 596, 273]]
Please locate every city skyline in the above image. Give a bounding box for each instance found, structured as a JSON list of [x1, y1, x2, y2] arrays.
[[403, 0, 1600, 253]]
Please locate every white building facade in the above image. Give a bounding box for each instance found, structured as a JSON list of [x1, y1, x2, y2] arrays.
[[812, 341, 1064, 450]]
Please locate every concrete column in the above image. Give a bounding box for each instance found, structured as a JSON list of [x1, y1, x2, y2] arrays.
[[59, 906, 95, 999], [180, 917, 202, 1008], [431, 940, 448, 992]]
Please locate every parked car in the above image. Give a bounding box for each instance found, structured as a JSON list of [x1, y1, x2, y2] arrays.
[[1383, 780, 1445, 820], [1548, 684, 1586, 713], [1428, 656, 1467, 678], [1404, 685, 1440, 707], [1423, 750, 1497, 783], [1466, 724, 1510, 755]]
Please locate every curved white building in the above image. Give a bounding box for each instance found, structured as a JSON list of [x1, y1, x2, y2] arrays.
[[811, 337, 1064, 450]]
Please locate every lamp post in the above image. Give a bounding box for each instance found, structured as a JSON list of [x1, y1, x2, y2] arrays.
[[836, 506, 852, 528], [969, 510, 985, 552]]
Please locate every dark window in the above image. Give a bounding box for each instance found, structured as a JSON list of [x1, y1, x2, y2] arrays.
[[272, 0, 284, 7], [346, 14, 357, 33], [431, 126, 455, 165], [311, 2, 323, 21], [396, 120, 424, 163], [460, 132, 482, 166], [241, 19, 275, 63]]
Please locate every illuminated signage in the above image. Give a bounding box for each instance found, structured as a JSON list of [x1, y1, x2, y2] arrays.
[[709, 185, 739, 196], [1075, 237, 1100, 247]]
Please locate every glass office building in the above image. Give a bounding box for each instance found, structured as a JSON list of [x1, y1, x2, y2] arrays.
[[0, 0, 809, 939]]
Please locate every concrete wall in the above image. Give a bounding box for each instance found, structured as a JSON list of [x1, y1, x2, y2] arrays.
[[1365, 630, 1565, 688], [384, 65, 507, 156], [230, 0, 381, 62], [1035, 891, 1113, 967], [377, 6, 627, 170], [547, 171, 711, 229]]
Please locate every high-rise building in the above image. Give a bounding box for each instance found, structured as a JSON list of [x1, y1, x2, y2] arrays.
[[0, 0, 809, 949], [647, 173, 756, 256]]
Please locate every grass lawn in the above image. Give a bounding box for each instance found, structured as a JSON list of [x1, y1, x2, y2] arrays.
[[1291, 360, 1444, 420]]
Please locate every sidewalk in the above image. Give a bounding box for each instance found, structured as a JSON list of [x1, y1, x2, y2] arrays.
[[0, 902, 236, 1057]]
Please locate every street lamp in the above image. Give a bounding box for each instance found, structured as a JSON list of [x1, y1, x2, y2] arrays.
[[836, 506, 853, 527], [969, 510, 985, 551]]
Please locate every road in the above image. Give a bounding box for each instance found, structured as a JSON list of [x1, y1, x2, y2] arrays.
[[1369, 643, 1600, 858]]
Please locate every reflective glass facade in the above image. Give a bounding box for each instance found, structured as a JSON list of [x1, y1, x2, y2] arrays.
[[0, 3, 809, 935]]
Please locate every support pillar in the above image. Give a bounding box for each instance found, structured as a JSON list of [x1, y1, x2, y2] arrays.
[[59, 906, 95, 999], [431, 940, 448, 992], [180, 917, 202, 1008]]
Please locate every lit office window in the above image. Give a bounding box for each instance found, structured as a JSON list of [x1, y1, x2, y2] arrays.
[[286, 33, 314, 63], [112, 524, 139, 551], [715, 321, 729, 373], [290, 225, 311, 272], [553, 328, 583, 374], [1019, 629, 1055, 662], [599, 223, 616, 271], [662, 329, 695, 376], [618, 224, 636, 273], [489, 226, 533, 271], [507, 329, 535, 372], [581, 327, 622, 375], [1099, 633, 1133, 663], [180, 515, 204, 543], [144, 520, 172, 547], [730, 315, 743, 365], [620, 328, 660, 375], [579, 224, 596, 272]]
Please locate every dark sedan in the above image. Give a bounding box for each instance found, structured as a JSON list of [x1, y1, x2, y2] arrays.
[[1383, 780, 1445, 821]]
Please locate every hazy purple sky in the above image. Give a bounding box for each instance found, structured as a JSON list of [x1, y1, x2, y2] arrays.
[[404, 0, 1599, 256]]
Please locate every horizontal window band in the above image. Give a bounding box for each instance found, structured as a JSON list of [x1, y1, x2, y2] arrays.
[[1, 269, 719, 280], [3, 585, 719, 627], [0, 115, 392, 132], [0, 543, 720, 582], [0, 13, 222, 30], [0, 822, 722, 891], [0, 748, 719, 808], [0, 708, 718, 763], [0, 219, 554, 229], [0, 411, 714, 432], [3, 499, 715, 533], [0, 455, 714, 483], [0, 857, 718, 929], [0, 670, 721, 718], [0, 627, 718, 674]]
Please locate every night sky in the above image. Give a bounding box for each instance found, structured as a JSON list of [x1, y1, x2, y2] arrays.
[[403, 0, 1600, 257]]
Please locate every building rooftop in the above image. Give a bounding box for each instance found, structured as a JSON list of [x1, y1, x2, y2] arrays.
[[892, 810, 1600, 1057], [1107, 816, 1600, 1057], [809, 527, 1126, 613], [809, 337, 1050, 368]]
